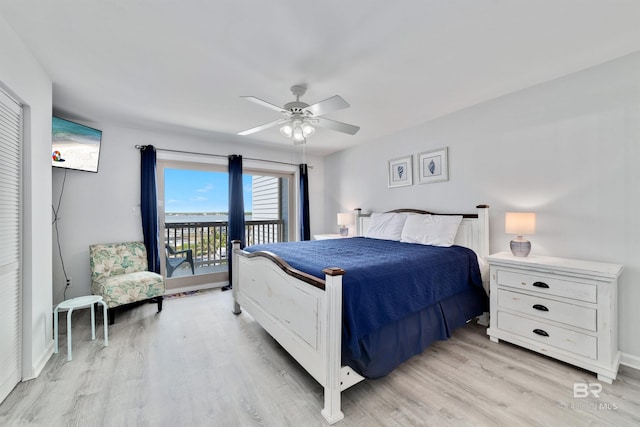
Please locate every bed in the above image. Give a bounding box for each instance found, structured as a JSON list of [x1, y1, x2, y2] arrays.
[[231, 205, 489, 424]]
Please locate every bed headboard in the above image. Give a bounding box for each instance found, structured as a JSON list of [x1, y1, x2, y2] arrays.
[[355, 205, 490, 260]]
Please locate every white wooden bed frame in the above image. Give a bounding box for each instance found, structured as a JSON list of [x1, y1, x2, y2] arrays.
[[232, 205, 489, 424]]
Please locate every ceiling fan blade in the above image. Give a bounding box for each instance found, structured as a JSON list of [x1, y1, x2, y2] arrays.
[[238, 118, 287, 136], [241, 96, 286, 113], [304, 95, 350, 116], [315, 117, 360, 135]]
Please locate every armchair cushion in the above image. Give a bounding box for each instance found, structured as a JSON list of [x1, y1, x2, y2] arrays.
[[92, 271, 165, 308], [90, 242, 165, 309]]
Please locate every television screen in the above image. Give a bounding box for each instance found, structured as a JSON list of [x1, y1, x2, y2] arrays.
[[52, 116, 102, 173]]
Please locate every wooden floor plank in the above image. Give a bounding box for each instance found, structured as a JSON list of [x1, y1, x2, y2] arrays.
[[1, 289, 639, 426]]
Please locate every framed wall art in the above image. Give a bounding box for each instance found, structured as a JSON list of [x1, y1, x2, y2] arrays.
[[388, 155, 413, 188], [418, 147, 448, 184]]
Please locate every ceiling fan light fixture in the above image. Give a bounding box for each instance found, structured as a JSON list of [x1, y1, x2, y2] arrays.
[[302, 123, 315, 137], [292, 124, 305, 142], [280, 124, 293, 138]]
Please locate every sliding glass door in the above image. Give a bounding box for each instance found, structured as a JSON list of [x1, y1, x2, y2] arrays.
[[157, 159, 295, 290]]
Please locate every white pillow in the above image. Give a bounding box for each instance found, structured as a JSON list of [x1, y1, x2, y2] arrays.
[[365, 212, 409, 241], [400, 214, 463, 247]]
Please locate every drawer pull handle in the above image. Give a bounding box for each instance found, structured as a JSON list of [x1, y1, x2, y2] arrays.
[[533, 281, 549, 289], [532, 304, 549, 312], [533, 329, 549, 337]]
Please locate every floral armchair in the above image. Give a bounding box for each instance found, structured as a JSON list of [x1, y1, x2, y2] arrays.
[[89, 241, 165, 324]]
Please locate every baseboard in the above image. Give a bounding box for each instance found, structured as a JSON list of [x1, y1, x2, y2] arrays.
[[620, 351, 640, 372], [165, 281, 227, 295], [23, 340, 55, 381]]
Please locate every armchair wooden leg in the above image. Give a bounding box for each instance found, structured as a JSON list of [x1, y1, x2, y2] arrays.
[[157, 296, 164, 312], [108, 307, 116, 325]]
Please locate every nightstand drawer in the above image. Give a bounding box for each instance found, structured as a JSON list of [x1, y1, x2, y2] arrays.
[[497, 311, 597, 359], [497, 289, 596, 331], [497, 270, 596, 303]]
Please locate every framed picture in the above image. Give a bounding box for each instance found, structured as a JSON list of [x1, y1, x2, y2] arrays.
[[388, 155, 413, 188], [418, 147, 448, 184]]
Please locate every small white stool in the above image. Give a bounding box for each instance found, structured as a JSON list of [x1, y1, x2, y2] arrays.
[[54, 295, 109, 361]]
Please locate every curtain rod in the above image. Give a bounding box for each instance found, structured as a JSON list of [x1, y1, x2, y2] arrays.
[[134, 145, 311, 168]]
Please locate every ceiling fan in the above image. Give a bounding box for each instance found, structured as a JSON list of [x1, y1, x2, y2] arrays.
[[237, 84, 360, 144]]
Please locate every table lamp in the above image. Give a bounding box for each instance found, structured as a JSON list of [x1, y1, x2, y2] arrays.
[[505, 212, 536, 257], [337, 212, 353, 236]]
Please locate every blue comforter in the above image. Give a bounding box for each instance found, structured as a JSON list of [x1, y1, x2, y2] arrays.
[[244, 237, 483, 363]]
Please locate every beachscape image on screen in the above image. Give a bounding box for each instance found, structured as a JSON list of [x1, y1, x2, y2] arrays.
[[51, 116, 102, 173]]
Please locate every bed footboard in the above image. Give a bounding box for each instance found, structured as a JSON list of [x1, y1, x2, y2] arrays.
[[231, 241, 363, 424]]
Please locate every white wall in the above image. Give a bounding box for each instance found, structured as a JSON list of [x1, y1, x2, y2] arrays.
[[0, 14, 54, 378], [52, 124, 324, 303], [324, 52, 640, 361]]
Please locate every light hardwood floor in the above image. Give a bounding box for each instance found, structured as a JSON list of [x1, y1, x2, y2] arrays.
[[2, 289, 640, 426]]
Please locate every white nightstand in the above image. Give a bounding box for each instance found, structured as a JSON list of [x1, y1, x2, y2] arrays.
[[487, 252, 623, 383], [313, 234, 351, 240]]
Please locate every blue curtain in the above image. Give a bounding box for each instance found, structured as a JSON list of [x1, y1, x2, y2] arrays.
[[225, 154, 245, 290], [140, 145, 160, 273], [299, 163, 310, 241]]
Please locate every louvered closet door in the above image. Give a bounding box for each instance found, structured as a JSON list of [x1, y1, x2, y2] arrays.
[[0, 89, 22, 404]]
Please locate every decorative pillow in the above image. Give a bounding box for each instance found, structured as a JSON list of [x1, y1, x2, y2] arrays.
[[400, 214, 463, 247], [365, 212, 409, 241]]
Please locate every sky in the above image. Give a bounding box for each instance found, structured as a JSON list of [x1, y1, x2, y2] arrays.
[[164, 168, 253, 213]]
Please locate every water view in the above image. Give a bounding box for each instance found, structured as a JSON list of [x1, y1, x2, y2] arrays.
[[163, 169, 285, 278], [165, 213, 253, 223]]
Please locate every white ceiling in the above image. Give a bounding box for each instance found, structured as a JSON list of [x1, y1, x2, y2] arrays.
[[1, 1, 639, 156]]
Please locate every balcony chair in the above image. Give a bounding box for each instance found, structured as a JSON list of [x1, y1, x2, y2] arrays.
[[165, 244, 195, 278], [89, 241, 165, 325]]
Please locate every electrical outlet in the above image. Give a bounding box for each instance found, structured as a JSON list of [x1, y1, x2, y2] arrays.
[[66, 277, 72, 288]]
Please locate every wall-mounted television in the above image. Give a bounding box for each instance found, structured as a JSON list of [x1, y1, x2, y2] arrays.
[[52, 116, 102, 173]]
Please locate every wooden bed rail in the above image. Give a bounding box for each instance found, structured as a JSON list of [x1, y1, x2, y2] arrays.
[[233, 243, 326, 290], [231, 245, 347, 291]]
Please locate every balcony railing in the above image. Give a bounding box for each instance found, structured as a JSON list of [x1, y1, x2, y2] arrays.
[[165, 219, 285, 272]]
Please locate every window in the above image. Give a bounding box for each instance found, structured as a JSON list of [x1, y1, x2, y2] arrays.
[[157, 157, 296, 290]]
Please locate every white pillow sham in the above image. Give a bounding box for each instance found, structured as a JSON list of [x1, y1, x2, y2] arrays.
[[400, 214, 463, 247], [365, 212, 409, 241]]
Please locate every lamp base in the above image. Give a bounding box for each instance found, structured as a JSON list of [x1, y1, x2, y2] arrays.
[[339, 226, 349, 237], [510, 236, 531, 257]]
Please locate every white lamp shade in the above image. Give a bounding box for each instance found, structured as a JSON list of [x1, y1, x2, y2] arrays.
[[292, 125, 305, 142], [302, 123, 315, 137], [280, 124, 293, 138], [337, 212, 353, 226], [505, 212, 536, 235]]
